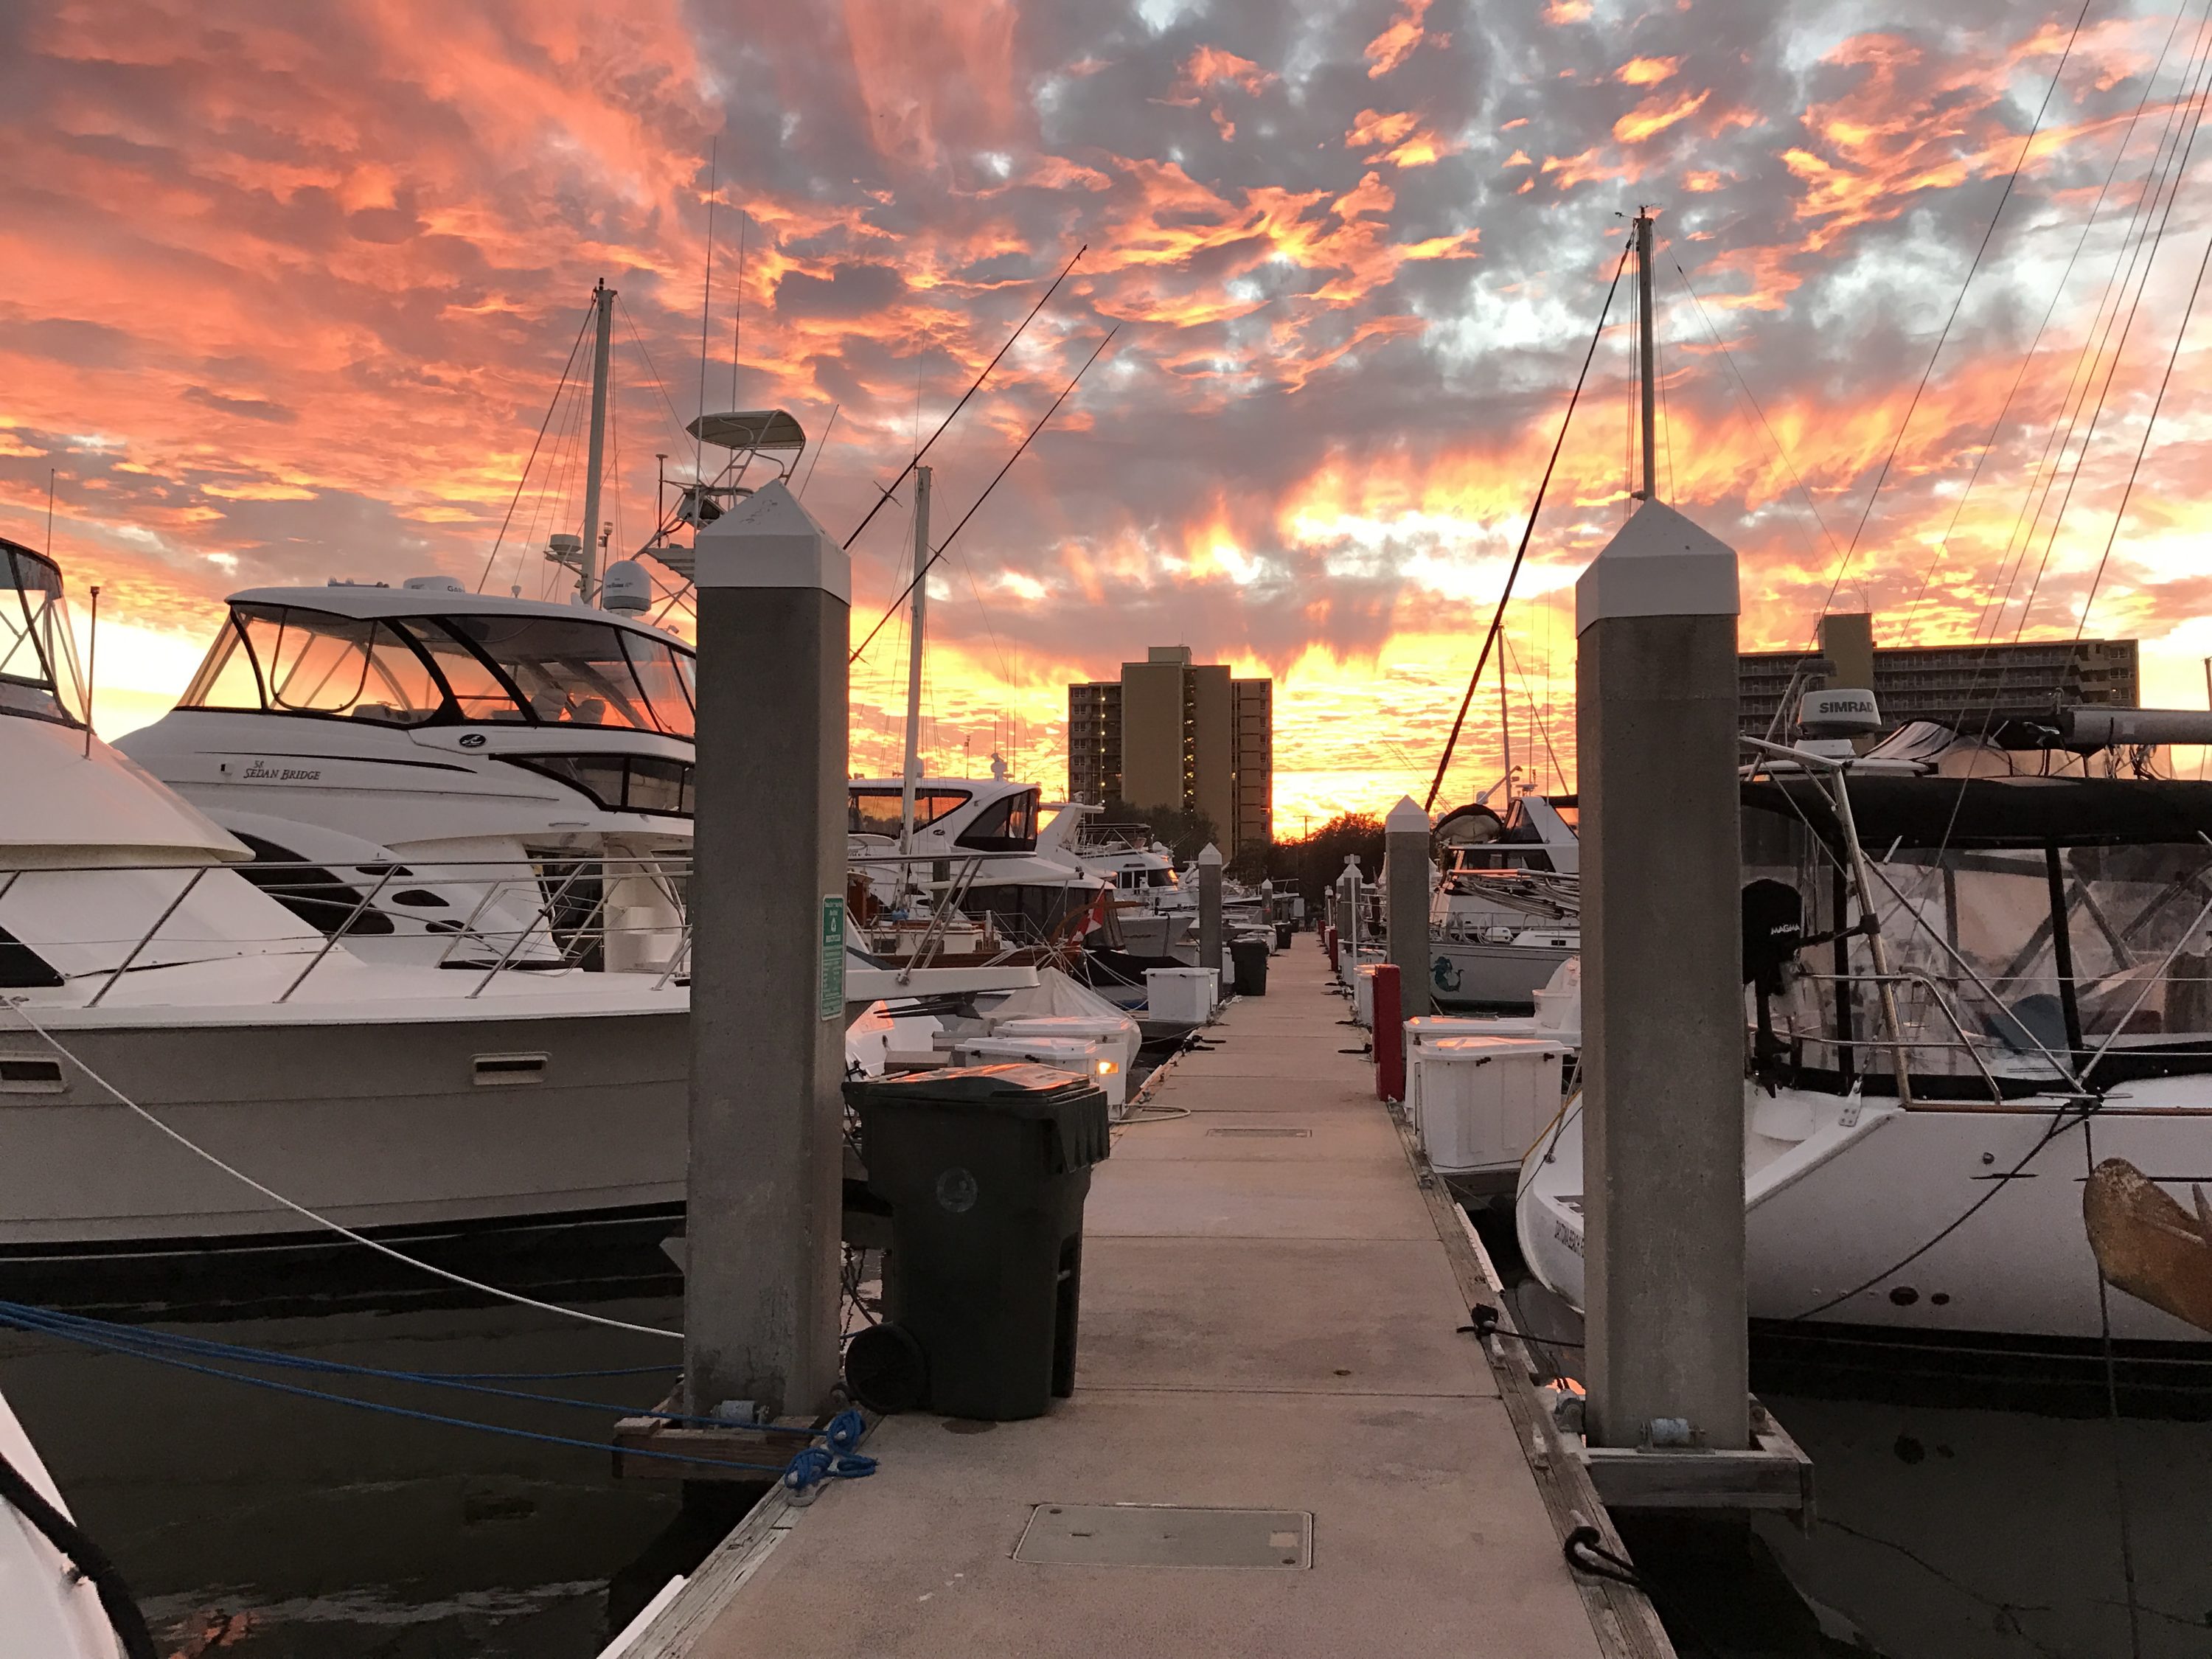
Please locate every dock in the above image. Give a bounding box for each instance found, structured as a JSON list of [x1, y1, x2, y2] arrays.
[[621, 943, 1673, 1659]]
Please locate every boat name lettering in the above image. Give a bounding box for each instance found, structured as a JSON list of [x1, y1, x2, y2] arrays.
[[1552, 1217, 1584, 1258], [242, 760, 321, 782]]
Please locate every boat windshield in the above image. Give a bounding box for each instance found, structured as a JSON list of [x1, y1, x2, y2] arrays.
[[0, 543, 88, 728], [1747, 807, 2212, 1088], [438, 614, 694, 737], [180, 604, 696, 737], [849, 788, 972, 838]]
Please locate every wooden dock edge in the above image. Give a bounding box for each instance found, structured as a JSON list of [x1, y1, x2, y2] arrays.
[[1390, 1105, 1678, 1659]]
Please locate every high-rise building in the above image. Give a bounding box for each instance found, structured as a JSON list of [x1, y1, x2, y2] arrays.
[[1739, 613, 2139, 737], [1068, 646, 1273, 851]]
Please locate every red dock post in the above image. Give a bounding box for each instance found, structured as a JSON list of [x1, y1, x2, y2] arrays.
[[1372, 962, 1405, 1101]]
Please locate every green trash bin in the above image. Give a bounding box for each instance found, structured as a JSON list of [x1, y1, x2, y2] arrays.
[[1230, 934, 1270, 995], [843, 1063, 1111, 1420]]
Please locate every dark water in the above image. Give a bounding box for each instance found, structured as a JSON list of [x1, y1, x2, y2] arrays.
[[1751, 1394, 2212, 1658], [1486, 1228, 2212, 1658], [11, 1276, 2212, 1658], [1, 1297, 689, 1657]]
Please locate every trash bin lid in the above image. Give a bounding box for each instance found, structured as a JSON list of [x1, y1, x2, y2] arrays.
[[843, 1063, 1111, 1171]]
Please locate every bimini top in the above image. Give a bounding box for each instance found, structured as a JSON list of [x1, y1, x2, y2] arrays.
[[226, 580, 685, 647], [178, 582, 695, 737], [1744, 773, 2212, 850]]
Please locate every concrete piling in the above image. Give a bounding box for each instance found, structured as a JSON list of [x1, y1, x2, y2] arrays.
[[1197, 841, 1223, 991], [684, 479, 852, 1423], [1384, 795, 1433, 1022], [1575, 498, 1747, 1452]]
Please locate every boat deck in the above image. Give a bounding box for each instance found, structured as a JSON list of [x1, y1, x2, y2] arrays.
[[627, 943, 1660, 1658]]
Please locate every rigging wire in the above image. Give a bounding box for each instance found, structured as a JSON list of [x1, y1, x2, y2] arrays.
[[1, 999, 683, 1341], [1673, 263, 1840, 564], [799, 404, 840, 500], [2022, 27, 2212, 640], [2071, 178, 2212, 639], [2005, 5, 2212, 642], [850, 327, 1120, 667], [474, 303, 594, 594], [1808, 0, 2097, 646], [844, 246, 1086, 552], [1899, 13, 2182, 647], [2081, 1122, 2147, 1659], [1424, 233, 1633, 813]]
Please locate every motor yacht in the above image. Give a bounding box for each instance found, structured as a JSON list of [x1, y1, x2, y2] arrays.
[[1517, 714, 2212, 1373], [116, 574, 695, 972], [1429, 788, 1579, 1010], [846, 771, 1119, 956], [1068, 819, 1193, 957], [0, 538, 1040, 1311]]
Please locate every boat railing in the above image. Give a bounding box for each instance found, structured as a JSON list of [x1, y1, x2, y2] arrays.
[[0, 845, 1088, 1006]]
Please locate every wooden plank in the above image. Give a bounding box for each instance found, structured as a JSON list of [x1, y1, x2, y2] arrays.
[[1391, 1107, 1677, 1659], [611, 1415, 817, 1482]]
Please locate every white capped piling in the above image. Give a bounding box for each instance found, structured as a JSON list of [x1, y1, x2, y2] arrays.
[[685, 479, 851, 1422], [1334, 855, 1361, 977], [1197, 841, 1224, 990], [1385, 796, 1433, 1020], [1575, 498, 1747, 1452]]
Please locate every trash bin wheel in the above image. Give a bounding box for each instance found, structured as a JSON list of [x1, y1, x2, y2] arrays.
[[844, 1321, 929, 1415]]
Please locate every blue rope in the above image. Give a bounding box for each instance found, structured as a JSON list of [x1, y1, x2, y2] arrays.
[[0, 1303, 877, 1489], [0, 1301, 782, 1432]]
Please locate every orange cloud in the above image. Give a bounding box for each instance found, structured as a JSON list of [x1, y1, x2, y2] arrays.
[[1613, 88, 1711, 143], [1617, 56, 1680, 86], [1363, 0, 1434, 78]]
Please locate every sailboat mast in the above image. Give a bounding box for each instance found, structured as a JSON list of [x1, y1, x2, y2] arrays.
[[899, 466, 933, 853], [578, 279, 616, 601], [1500, 672, 1512, 790], [1634, 209, 1656, 503]]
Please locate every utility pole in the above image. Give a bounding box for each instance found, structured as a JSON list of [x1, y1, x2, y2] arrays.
[[578, 279, 616, 602], [684, 479, 851, 1423], [1633, 209, 1657, 503], [898, 468, 932, 855]]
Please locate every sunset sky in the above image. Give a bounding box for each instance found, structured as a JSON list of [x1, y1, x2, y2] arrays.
[[7, 0, 2212, 830]]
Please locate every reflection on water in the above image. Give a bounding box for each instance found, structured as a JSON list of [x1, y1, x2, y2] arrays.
[[1, 1297, 688, 1658], [1489, 1222, 2212, 1658], [1757, 1394, 2212, 1659]]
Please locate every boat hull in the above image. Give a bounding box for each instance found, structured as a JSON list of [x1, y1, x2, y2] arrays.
[[1429, 937, 1575, 1012], [1517, 1082, 2212, 1349], [0, 1007, 688, 1309]]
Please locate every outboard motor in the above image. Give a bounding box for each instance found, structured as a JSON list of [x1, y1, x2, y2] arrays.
[[1742, 878, 1804, 1081]]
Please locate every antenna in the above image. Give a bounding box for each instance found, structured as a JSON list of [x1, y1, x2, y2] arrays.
[[83, 585, 100, 759], [1634, 206, 1657, 502], [695, 139, 717, 493]]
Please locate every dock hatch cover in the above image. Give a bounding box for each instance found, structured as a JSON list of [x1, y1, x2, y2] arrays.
[[1015, 1505, 1311, 1568]]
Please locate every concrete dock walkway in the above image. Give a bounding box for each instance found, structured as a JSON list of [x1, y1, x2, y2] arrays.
[[639, 944, 1652, 1658]]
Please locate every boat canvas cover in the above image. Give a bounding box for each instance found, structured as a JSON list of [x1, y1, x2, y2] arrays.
[[987, 964, 1135, 1026], [1744, 775, 2212, 850]]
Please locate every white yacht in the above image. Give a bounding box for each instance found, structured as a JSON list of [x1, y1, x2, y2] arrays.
[[1518, 716, 2212, 1365], [847, 772, 1117, 952], [1428, 789, 1579, 1010], [1068, 820, 1193, 957], [0, 539, 696, 1304], [116, 574, 695, 971]]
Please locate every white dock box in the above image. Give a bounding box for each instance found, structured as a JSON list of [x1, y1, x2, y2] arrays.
[[1145, 967, 1214, 1026], [953, 1034, 1127, 1109], [994, 1015, 1139, 1074], [1402, 1015, 1531, 1134], [1413, 1037, 1569, 1192]]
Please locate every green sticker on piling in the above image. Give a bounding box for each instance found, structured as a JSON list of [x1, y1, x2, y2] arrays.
[[819, 896, 845, 1020]]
